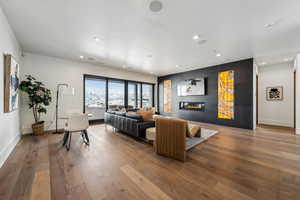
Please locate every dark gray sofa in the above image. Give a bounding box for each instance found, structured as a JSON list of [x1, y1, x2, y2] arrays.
[[104, 112, 155, 139]]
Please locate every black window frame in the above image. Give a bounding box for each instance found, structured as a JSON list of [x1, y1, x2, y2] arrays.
[[127, 81, 138, 109], [107, 79, 126, 110], [83, 74, 155, 114], [141, 83, 155, 108]]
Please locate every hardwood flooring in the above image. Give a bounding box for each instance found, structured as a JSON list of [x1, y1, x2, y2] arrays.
[[0, 123, 300, 200]]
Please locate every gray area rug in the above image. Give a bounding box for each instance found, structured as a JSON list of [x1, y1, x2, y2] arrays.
[[185, 128, 218, 150]]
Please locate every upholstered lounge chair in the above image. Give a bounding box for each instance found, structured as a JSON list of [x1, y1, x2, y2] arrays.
[[154, 117, 201, 162]]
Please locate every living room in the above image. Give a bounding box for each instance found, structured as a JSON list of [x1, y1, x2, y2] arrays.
[[1, 0, 300, 200]]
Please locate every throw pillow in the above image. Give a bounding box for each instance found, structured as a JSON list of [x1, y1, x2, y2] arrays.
[[187, 124, 201, 137], [137, 110, 154, 122]]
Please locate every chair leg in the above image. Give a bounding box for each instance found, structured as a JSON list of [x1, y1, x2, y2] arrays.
[[83, 130, 90, 145], [81, 131, 85, 140], [66, 132, 72, 151], [62, 131, 69, 147]]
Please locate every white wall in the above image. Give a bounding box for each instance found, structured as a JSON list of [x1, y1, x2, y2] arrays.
[[258, 63, 294, 127], [0, 7, 22, 167], [20, 53, 157, 134], [296, 54, 300, 134]]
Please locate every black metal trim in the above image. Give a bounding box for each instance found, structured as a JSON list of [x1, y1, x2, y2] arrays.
[[84, 74, 155, 85]]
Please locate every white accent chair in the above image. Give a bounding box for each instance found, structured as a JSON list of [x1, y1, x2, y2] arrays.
[[62, 113, 90, 151]]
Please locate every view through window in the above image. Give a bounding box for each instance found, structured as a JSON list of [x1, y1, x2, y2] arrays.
[[85, 78, 106, 120], [142, 84, 153, 107], [108, 80, 125, 110], [84, 75, 154, 118], [128, 83, 137, 109], [137, 83, 141, 108]]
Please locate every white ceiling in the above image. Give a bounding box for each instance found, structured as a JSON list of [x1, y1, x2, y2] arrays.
[[1, 0, 300, 76]]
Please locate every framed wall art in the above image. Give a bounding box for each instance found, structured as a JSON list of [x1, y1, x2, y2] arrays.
[[163, 80, 172, 113], [218, 70, 234, 119], [266, 86, 283, 101], [4, 54, 20, 113]]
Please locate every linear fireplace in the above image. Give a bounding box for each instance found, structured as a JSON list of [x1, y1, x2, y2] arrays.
[[179, 102, 205, 111]]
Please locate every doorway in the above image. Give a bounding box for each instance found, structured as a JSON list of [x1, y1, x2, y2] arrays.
[[256, 63, 296, 133]]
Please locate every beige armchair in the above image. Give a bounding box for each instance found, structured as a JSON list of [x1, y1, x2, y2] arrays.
[[155, 117, 188, 162], [154, 117, 202, 162]]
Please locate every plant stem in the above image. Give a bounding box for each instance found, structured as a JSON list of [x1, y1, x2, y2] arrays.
[[32, 107, 37, 123]]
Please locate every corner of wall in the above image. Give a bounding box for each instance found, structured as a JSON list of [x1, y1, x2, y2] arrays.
[[0, 134, 21, 168]]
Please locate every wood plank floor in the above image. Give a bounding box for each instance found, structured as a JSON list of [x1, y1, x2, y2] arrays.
[[1, 123, 300, 200]]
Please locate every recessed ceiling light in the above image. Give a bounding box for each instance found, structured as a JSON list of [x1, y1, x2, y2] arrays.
[[193, 35, 200, 40], [264, 22, 276, 28], [149, 1, 163, 12], [79, 55, 84, 59], [264, 19, 283, 28], [175, 65, 179, 68], [94, 37, 101, 42], [216, 53, 221, 57]]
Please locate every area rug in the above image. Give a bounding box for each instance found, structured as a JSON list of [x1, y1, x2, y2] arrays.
[[185, 128, 218, 150]]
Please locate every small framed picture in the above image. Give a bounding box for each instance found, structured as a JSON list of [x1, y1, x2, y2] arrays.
[[266, 86, 283, 101]]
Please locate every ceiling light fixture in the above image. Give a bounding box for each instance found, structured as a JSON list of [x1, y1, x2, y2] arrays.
[[264, 22, 276, 28], [193, 35, 200, 40], [79, 55, 84, 59], [94, 37, 101, 42], [149, 1, 163, 12], [216, 53, 221, 57], [264, 19, 283, 28]]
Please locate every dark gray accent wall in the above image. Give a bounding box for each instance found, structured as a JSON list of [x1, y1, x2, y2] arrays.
[[158, 58, 254, 129]]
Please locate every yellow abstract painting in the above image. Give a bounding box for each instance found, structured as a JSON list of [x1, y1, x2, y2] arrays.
[[163, 80, 172, 113], [218, 70, 234, 119]]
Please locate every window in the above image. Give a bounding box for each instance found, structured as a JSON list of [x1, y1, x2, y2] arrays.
[[137, 83, 141, 108], [142, 84, 153, 107], [128, 83, 137, 109], [84, 77, 106, 120], [84, 75, 154, 118], [108, 80, 125, 110]]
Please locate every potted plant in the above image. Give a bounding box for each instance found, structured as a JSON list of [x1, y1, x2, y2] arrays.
[[20, 75, 52, 135]]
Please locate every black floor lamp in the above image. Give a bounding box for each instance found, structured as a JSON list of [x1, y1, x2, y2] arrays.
[[54, 83, 68, 134]]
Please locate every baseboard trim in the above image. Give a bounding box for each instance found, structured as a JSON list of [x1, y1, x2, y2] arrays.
[[258, 119, 294, 128], [23, 128, 65, 135], [0, 134, 21, 168]]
